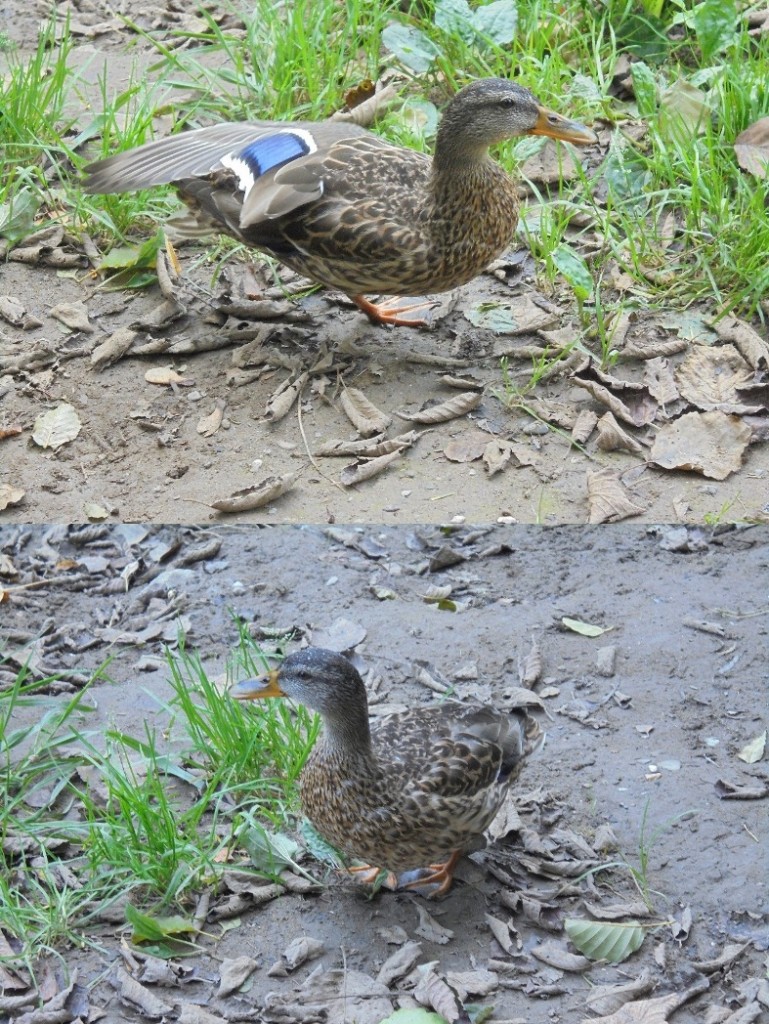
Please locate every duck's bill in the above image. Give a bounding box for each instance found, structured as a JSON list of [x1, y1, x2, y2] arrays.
[[530, 106, 598, 145], [231, 670, 285, 700]]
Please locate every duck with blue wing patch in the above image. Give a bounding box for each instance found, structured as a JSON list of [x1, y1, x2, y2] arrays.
[[85, 79, 596, 328]]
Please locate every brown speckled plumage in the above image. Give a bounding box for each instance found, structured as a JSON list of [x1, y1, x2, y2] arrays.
[[84, 79, 596, 326], [231, 647, 542, 893]]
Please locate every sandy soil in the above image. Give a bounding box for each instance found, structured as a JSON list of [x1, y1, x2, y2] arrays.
[[2, 523, 768, 1022], [2, 1, 768, 526]]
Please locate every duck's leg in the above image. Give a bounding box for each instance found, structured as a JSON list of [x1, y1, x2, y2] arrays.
[[401, 849, 462, 898], [347, 864, 398, 889], [352, 293, 435, 328]]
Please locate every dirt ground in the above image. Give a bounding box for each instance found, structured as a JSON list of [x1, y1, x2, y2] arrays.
[[2, 1, 768, 526], [2, 523, 768, 1022]]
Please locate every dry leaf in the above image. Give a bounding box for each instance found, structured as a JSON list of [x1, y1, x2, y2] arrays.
[[376, 941, 423, 987], [339, 386, 392, 437], [331, 79, 399, 127], [32, 403, 82, 449], [735, 116, 769, 178], [83, 502, 109, 520], [444, 435, 487, 463], [580, 975, 709, 1023], [217, 956, 259, 998], [587, 468, 646, 523], [264, 371, 308, 422], [340, 450, 403, 486], [711, 315, 769, 371], [675, 345, 755, 412], [659, 78, 710, 138], [316, 431, 418, 457], [650, 411, 752, 480], [532, 940, 591, 972], [571, 409, 598, 444], [414, 905, 454, 944], [644, 357, 680, 406], [398, 391, 482, 424], [519, 636, 543, 687], [572, 362, 657, 427], [414, 968, 462, 1023], [737, 731, 766, 764], [197, 399, 226, 437], [145, 367, 193, 386], [584, 970, 655, 1016], [562, 616, 611, 637], [0, 484, 25, 510], [485, 914, 520, 954], [211, 471, 301, 513], [49, 300, 94, 333], [595, 412, 644, 454], [445, 968, 499, 999], [91, 326, 139, 370]]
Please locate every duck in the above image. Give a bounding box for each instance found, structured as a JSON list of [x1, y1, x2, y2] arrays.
[[84, 78, 596, 327], [230, 646, 543, 896]]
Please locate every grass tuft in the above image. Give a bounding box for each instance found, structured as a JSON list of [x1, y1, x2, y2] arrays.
[[0, 627, 315, 968]]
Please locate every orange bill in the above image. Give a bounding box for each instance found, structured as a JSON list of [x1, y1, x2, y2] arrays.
[[230, 669, 285, 700], [529, 106, 598, 145]]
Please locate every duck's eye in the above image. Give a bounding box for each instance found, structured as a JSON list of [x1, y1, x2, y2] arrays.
[[499, 97, 517, 109]]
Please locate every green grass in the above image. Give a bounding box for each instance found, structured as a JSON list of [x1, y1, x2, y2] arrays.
[[0, 627, 316, 969], [1, 0, 768, 333]]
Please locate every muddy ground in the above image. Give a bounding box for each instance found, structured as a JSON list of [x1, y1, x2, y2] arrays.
[[2, 1, 769, 525], [2, 523, 768, 1022]]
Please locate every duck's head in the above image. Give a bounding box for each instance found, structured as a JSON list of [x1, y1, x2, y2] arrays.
[[439, 77, 597, 156], [231, 646, 366, 718]]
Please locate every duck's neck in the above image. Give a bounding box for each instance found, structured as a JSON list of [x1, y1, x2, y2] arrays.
[[318, 704, 374, 761], [433, 125, 491, 175]]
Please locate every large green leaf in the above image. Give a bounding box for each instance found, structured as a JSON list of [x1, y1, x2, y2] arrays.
[[381, 23, 442, 72], [473, 0, 518, 45], [565, 918, 645, 963]]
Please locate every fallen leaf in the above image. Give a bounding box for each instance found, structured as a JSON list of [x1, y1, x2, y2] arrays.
[[145, 367, 194, 386], [32, 403, 82, 450], [211, 471, 301, 513], [580, 975, 710, 1023], [339, 386, 392, 437], [318, 430, 418, 458], [532, 940, 592, 971], [340, 449, 404, 486], [650, 411, 752, 479], [197, 399, 226, 436], [561, 617, 613, 638], [0, 485, 25, 510], [397, 391, 482, 424], [735, 116, 769, 178], [49, 300, 94, 333], [584, 968, 655, 1016], [264, 372, 308, 422], [444, 435, 487, 463], [587, 468, 646, 523], [711, 315, 769, 371], [565, 918, 645, 963], [675, 345, 755, 412], [572, 362, 657, 427], [83, 502, 109, 521], [659, 78, 710, 139], [595, 413, 644, 454], [737, 730, 766, 764], [414, 905, 454, 944]]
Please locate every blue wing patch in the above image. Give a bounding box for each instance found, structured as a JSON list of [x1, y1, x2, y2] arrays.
[[236, 131, 313, 179]]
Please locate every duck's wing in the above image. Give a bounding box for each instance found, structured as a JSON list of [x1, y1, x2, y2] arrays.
[[83, 120, 373, 223]]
